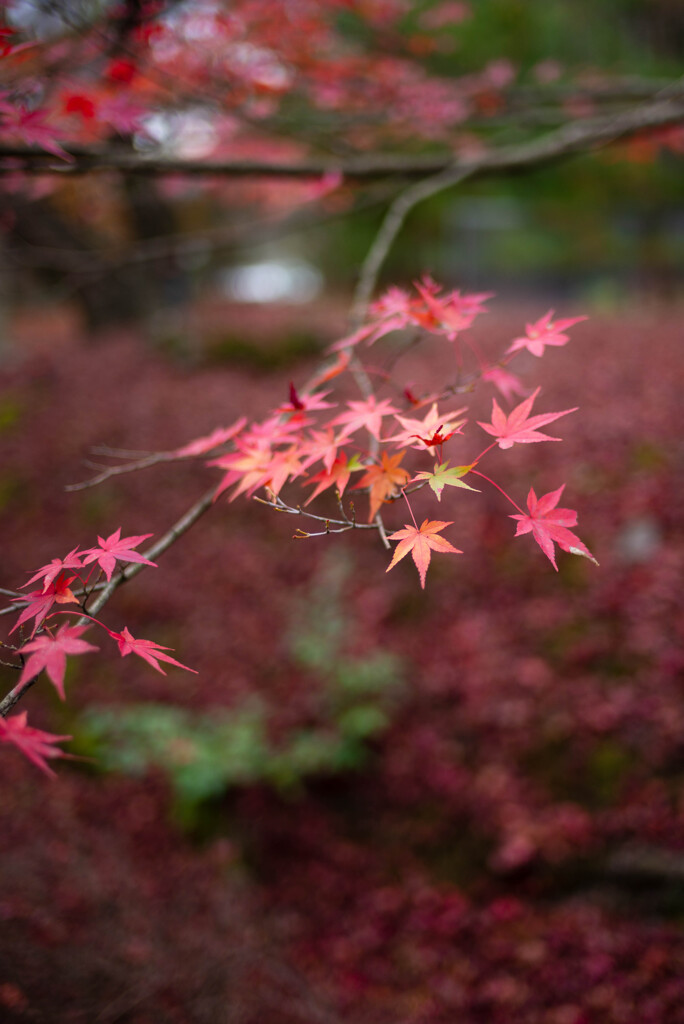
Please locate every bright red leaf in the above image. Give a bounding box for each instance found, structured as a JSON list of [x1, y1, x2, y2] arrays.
[[510, 485, 597, 570], [82, 529, 156, 582], [108, 626, 197, 675], [0, 712, 72, 777], [18, 624, 99, 700]]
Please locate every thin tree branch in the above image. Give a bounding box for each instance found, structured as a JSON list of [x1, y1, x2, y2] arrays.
[[83, 484, 219, 618]]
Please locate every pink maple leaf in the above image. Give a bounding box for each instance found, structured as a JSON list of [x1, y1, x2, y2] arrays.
[[108, 626, 197, 675], [299, 427, 348, 474], [507, 310, 587, 358], [81, 529, 156, 582], [477, 387, 577, 450], [386, 519, 462, 589], [481, 365, 526, 403], [0, 712, 72, 777], [18, 624, 99, 700], [243, 414, 309, 447], [332, 396, 399, 440], [510, 485, 598, 570], [386, 402, 466, 451]]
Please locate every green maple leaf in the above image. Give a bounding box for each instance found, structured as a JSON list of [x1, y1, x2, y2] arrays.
[[414, 461, 479, 501]]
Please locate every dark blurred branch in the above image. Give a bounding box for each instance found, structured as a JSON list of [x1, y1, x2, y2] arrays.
[[1, 83, 683, 179], [350, 83, 684, 322]]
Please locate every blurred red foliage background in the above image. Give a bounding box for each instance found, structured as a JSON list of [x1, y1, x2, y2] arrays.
[[0, 296, 683, 1022]]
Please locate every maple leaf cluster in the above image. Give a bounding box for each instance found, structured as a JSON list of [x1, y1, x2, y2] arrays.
[[154, 278, 595, 589], [1, 527, 195, 774], [1, 276, 593, 777]]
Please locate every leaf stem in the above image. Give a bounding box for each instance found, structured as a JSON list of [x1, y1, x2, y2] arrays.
[[401, 488, 418, 529], [470, 470, 526, 515]]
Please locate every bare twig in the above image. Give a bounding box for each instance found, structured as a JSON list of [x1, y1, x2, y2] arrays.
[[65, 452, 177, 491], [253, 493, 378, 531]]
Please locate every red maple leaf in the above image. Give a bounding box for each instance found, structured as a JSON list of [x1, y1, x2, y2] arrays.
[[510, 485, 597, 570], [81, 528, 156, 582], [386, 519, 462, 588], [300, 427, 348, 474], [477, 387, 577, 450], [18, 624, 99, 700], [107, 626, 197, 675], [303, 450, 362, 504], [0, 712, 72, 777]]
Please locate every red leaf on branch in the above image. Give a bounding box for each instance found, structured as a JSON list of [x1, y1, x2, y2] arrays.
[[510, 485, 597, 570], [107, 626, 197, 675], [303, 450, 362, 504], [0, 712, 72, 777], [11, 572, 79, 637], [18, 624, 99, 700], [81, 529, 156, 582], [386, 519, 461, 588]]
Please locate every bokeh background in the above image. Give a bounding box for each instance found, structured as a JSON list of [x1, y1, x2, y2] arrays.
[[1, 2, 683, 1021]]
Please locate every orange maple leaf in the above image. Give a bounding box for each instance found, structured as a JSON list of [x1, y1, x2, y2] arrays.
[[355, 450, 410, 521], [386, 519, 461, 588]]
